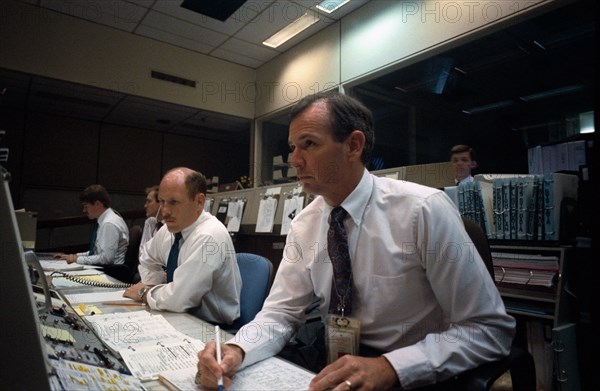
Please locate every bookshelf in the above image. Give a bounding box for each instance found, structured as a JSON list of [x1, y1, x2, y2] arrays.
[[490, 244, 572, 328], [490, 244, 579, 390]]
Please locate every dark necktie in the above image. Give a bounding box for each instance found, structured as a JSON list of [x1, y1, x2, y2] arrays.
[[328, 207, 353, 317], [88, 222, 99, 255], [166, 232, 183, 283]]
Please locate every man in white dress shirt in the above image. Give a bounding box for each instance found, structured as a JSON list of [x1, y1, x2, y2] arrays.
[[54, 184, 129, 266], [139, 184, 163, 251], [123, 167, 242, 325], [198, 93, 515, 390], [450, 144, 478, 185]]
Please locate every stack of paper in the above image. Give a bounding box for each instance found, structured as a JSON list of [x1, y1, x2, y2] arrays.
[[492, 252, 559, 289], [85, 311, 205, 381]]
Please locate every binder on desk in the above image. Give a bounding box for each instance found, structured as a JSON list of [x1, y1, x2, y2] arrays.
[[552, 323, 580, 391], [215, 199, 229, 224]]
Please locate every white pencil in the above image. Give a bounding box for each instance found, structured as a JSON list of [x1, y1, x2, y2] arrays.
[[215, 325, 223, 391]]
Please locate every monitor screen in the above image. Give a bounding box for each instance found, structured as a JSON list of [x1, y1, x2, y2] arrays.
[[0, 166, 50, 390]]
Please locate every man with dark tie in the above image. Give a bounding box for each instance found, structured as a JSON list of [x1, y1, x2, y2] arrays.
[[198, 92, 515, 390], [123, 167, 241, 326], [54, 184, 128, 266]]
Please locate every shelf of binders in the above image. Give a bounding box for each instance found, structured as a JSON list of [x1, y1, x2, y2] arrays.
[[490, 244, 571, 328]]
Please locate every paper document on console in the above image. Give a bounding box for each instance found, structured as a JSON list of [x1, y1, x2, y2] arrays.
[[159, 356, 314, 390]]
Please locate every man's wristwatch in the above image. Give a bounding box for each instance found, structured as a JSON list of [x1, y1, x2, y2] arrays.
[[138, 286, 149, 304]]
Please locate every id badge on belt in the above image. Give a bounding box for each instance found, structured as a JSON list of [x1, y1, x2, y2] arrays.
[[325, 315, 361, 364]]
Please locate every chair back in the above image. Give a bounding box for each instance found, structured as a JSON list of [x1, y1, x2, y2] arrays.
[[125, 225, 143, 271], [462, 217, 494, 280], [103, 225, 142, 283], [228, 253, 273, 332]]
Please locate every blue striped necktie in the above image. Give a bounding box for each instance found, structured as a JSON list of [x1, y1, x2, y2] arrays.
[[166, 232, 183, 283], [327, 207, 353, 316], [89, 222, 99, 255]]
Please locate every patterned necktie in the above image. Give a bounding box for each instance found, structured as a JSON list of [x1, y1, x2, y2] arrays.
[[166, 232, 183, 283], [328, 206, 353, 317], [88, 222, 99, 255]]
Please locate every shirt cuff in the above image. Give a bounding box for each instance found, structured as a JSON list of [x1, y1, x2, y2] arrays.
[[383, 345, 435, 389]]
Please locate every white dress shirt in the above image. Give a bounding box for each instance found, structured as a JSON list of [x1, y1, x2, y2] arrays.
[[230, 169, 515, 389], [456, 175, 474, 185], [140, 216, 161, 251], [138, 211, 242, 325], [76, 208, 129, 265]]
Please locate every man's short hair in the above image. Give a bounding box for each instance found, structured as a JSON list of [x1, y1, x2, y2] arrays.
[[165, 168, 208, 200], [80, 184, 111, 207], [290, 91, 375, 165], [450, 144, 476, 161], [145, 185, 159, 202]]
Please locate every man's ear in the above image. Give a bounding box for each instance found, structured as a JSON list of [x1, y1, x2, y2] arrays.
[[196, 192, 206, 211], [346, 130, 365, 161], [471, 160, 478, 169]]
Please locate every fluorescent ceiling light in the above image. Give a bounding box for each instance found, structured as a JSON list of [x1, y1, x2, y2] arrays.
[[519, 85, 583, 102], [462, 100, 513, 115], [316, 0, 351, 14], [263, 13, 319, 48]]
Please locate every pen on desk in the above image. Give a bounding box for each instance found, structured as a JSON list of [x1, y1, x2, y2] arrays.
[[215, 325, 223, 391]]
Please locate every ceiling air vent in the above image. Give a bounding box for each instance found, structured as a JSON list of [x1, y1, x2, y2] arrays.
[[151, 71, 196, 88]]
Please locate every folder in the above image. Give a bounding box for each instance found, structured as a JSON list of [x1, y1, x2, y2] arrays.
[[552, 323, 580, 391]]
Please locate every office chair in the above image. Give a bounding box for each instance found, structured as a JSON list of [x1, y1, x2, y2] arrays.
[[225, 253, 273, 333], [101, 225, 143, 284], [412, 218, 536, 391]]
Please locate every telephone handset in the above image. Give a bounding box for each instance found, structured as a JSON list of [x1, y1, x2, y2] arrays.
[[50, 271, 134, 289]]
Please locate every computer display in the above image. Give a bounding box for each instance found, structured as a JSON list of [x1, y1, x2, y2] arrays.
[[0, 166, 51, 390]]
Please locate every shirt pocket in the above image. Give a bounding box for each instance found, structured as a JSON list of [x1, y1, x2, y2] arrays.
[[369, 273, 427, 319]]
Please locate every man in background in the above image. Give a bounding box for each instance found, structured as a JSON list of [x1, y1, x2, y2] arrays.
[[54, 184, 129, 266], [450, 144, 478, 184], [140, 184, 163, 251]]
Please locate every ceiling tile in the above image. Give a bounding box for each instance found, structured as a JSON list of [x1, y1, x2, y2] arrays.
[[210, 50, 265, 69], [234, 0, 313, 45], [124, 0, 154, 7], [151, 0, 274, 36], [217, 38, 280, 62], [140, 10, 230, 46], [40, 0, 146, 32], [135, 24, 215, 54]]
